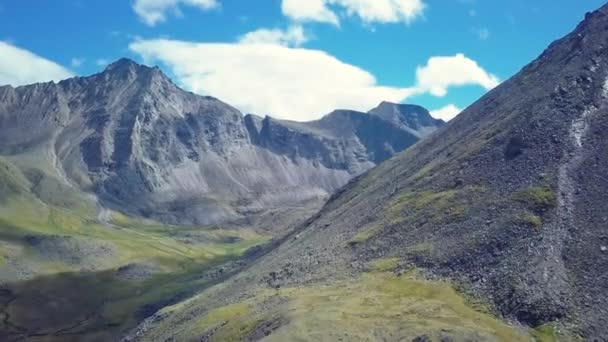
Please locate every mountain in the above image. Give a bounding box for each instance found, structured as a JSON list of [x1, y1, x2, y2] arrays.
[[0, 60, 441, 228], [368, 101, 444, 138], [127, 4, 608, 341]]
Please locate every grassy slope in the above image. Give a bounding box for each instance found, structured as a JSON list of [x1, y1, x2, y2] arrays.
[[0, 157, 268, 341], [148, 270, 542, 341]]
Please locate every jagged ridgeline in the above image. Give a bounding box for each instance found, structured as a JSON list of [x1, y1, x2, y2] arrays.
[[0, 62, 441, 229], [126, 4, 608, 342]]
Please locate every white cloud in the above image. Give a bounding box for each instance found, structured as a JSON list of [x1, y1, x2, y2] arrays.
[[415, 53, 499, 97], [130, 38, 417, 121], [430, 104, 462, 121], [0, 41, 73, 86], [333, 0, 425, 24], [281, 0, 425, 26], [239, 25, 309, 47], [282, 0, 339, 25], [71, 58, 84, 68], [130, 37, 497, 122], [133, 0, 219, 26]]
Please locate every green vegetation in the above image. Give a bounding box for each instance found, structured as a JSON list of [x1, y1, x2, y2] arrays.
[[530, 322, 582, 342], [347, 224, 381, 246], [0, 199, 267, 341], [392, 190, 457, 212], [386, 189, 469, 225], [520, 213, 542, 228], [367, 257, 400, 271], [0, 157, 28, 199], [514, 185, 557, 211], [0, 198, 267, 340], [405, 242, 434, 255], [0, 196, 266, 273], [25, 169, 98, 216], [469, 185, 487, 194], [529, 323, 582, 342], [387, 189, 456, 222], [177, 272, 534, 341], [532, 324, 558, 342], [1, 266, 261, 341], [412, 160, 441, 182], [0, 158, 269, 341], [193, 302, 260, 341], [448, 205, 469, 221]]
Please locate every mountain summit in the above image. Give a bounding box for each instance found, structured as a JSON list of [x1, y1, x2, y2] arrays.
[[104, 57, 146, 70], [368, 101, 444, 137]]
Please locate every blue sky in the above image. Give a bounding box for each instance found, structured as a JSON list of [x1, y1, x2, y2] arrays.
[[0, 0, 604, 121]]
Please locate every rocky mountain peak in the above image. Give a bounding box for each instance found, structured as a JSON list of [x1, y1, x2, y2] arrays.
[[97, 58, 170, 88], [368, 101, 444, 137], [103, 58, 149, 73]]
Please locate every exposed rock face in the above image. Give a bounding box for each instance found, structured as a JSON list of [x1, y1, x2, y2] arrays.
[[0, 60, 441, 226], [127, 5, 608, 340], [368, 101, 444, 138]]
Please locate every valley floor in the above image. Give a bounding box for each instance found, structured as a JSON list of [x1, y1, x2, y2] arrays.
[[0, 159, 269, 341]]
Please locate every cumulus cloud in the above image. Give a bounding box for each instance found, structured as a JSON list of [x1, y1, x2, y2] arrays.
[[282, 0, 339, 25], [430, 104, 462, 121], [239, 25, 309, 47], [415, 53, 499, 97], [282, 0, 425, 25], [130, 37, 497, 121], [133, 0, 219, 26], [0, 41, 73, 86], [131, 38, 418, 121]]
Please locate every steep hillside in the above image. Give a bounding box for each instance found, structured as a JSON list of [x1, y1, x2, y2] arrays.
[[128, 4, 608, 341], [0, 62, 439, 228]]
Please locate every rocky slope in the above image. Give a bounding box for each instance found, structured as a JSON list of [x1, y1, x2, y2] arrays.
[[127, 4, 608, 341], [0, 62, 441, 227]]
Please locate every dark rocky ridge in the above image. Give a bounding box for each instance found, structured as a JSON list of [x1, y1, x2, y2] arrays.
[[0, 60, 442, 227], [127, 4, 608, 340]]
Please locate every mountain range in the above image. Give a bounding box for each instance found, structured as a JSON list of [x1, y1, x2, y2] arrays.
[[0, 62, 442, 229]]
